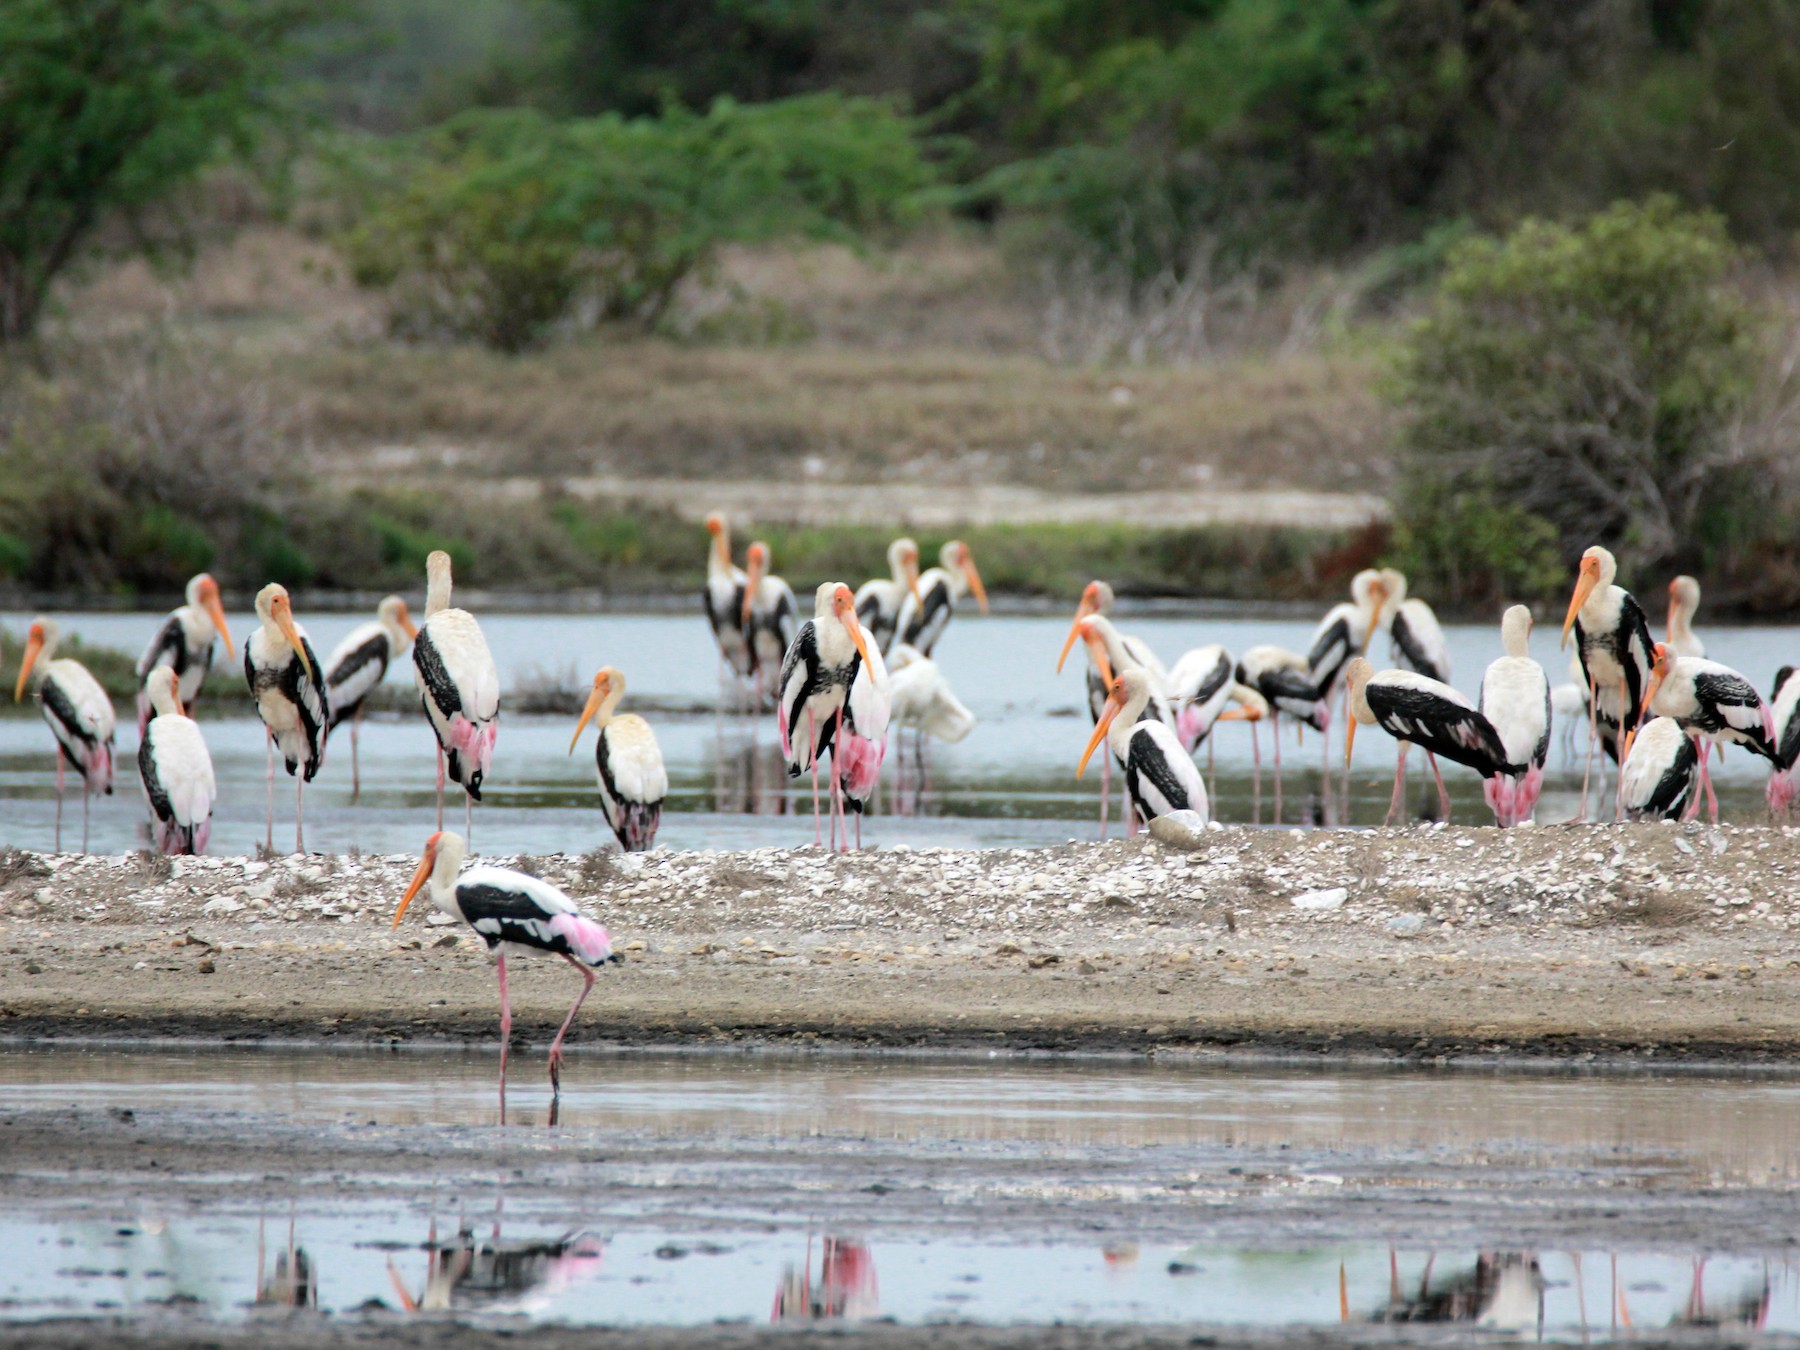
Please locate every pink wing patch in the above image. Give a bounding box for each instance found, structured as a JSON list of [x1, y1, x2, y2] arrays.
[[837, 728, 885, 802], [548, 912, 613, 966]]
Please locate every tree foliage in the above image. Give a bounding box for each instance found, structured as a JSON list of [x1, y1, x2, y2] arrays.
[[0, 0, 320, 343], [339, 95, 934, 351], [1391, 196, 1763, 598]]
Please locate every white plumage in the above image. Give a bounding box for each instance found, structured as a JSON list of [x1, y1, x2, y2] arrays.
[[1306, 569, 1383, 699], [14, 615, 116, 852], [741, 540, 798, 701], [1478, 605, 1550, 827], [570, 667, 667, 853], [135, 572, 233, 729], [1167, 643, 1236, 753], [886, 645, 976, 744], [413, 551, 499, 830], [893, 539, 986, 657], [703, 512, 752, 682], [854, 537, 920, 654], [244, 583, 328, 854], [1620, 716, 1699, 821], [1378, 568, 1451, 685], [325, 594, 417, 798], [1666, 575, 1705, 659], [1079, 667, 1207, 829], [137, 667, 216, 855]]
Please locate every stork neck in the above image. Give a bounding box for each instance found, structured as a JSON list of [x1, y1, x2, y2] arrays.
[[594, 685, 624, 727], [709, 529, 733, 579], [149, 682, 183, 719], [425, 566, 452, 617], [431, 837, 468, 906]]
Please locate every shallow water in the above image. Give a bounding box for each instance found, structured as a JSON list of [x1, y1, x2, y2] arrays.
[[3, 610, 1793, 855], [4, 1047, 1800, 1333]]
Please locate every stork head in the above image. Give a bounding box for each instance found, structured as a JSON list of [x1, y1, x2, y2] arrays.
[[892, 537, 921, 602], [1639, 641, 1676, 720], [1561, 547, 1613, 649], [393, 830, 464, 928], [145, 666, 182, 719], [705, 512, 726, 539], [14, 617, 55, 702], [255, 583, 313, 682], [743, 541, 770, 626], [189, 573, 235, 658], [379, 594, 419, 643], [831, 583, 873, 669], [948, 541, 988, 614], [1500, 603, 1532, 659], [1078, 668, 1146, 779], [570, 666, 622, 753], [1667, 574, 1701, 637], [1057, 581, 1112, 672], [1341, 656, 1377, 766]]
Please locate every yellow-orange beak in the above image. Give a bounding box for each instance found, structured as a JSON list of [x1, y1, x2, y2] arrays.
[[14, 627, 45, 702], [200, 584, 235, 659], [1344, 716, 1358, 768], [1078, 685, 1123, 779], [392, 836, 439, 929], [1055, 591, 1101, 673], [273, 600, 313, 682], [397, 601, 419, 642], [569, 678, 609, 754], [906, 553, 921, 605], [961, 549, 988, 615], [1562, 562, 1600, 649], [1217, 705, 1255, 722], [1362, 582, 1386, 655], [742, 548, 766, 627]]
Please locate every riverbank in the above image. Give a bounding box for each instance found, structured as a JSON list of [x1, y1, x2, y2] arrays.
[[5, 824, 1799, 1060]]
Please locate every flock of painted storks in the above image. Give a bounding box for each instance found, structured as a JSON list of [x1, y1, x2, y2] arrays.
[[7, 521, 1800, 1117]]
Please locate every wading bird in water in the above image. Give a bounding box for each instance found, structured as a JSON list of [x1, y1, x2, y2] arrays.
[[885, 643, 975, 802], [569, 666, 666, 852], [832, 626, 890, 846], [1562, 545, 1654, 819], [1478, 606, 1550, 827], [1377, 569, 1451, 686], [1060, 598, 1173, 835], [324, 595, 418, 799], [393, 830, 616, 1123], [1343, 656, 1507, 826], [1235, 645, 1326, 822], [1620, 717, 1700, 821], [1666, 575, 1706, 658], [855, 537, 921, 655], [1635, 642, 1778, 823], [777, 583, 876, 847], [742, 541, 797, 705], [894, 540, 986, 657], [1770, 666, 1800, 819], [703, 513, 752, 701], [135, 572, 233, 729], [1078, 668, 1208, 832], [414, 551, 498, 840], [14, 616, 114, 852], [138, 668, 216, 855], [245, 584, 328, 854]]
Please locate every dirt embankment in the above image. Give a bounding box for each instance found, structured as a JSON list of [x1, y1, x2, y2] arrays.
[[3, 823, 1799, 1060]]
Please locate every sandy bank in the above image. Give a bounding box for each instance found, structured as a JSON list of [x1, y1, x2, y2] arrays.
[[3, 824, 1799, 1060]]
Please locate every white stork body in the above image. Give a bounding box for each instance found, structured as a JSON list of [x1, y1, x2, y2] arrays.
[[324, 595, 417, 799], [1378, 569, 1451, 686], [1344, 657, 1508, 826], [1236, 644, 1326, 823], [393, 831, 615, 1122], [135, 573, 233, 729], [741, 541, 798, 703], [413, 551, 499, 838], [245, 584, 329, 854], [15, 617, 115, 852], [1079, 668, 1207, 831], [777, 583, 877, 847], [886, 646, 976, 745], [855, 538, 921, 655], [570, 668, 667, 853], [834, 626, 890, 840], [894, 540, 986, 657], [1666, 575, 1705, 659], [1306, 570, 1384, 703], [1562, 546, 1655, 819], [1478, 607, 1551, 827], [703, 512, 753, 689], [1620, 716, 1700, 821], [1641, 643, 1778, 824], [137, 668, 216, 855], [1767, 666, 1800, 818]]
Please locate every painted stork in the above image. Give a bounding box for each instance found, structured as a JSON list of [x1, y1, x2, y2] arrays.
[[1620, 716, 1700, 821], [777, 582, 876, 846], [1561, 544, 1655, 819], [854, 537, 921, 654], [13, 616, 115, 852], [742, 541, 798, 704], [1637, 642, 1778, 823], [1068, 612, 1175, 835], [1058, 580, 1170, 693], [135, 572, 234, 729], [1306, 569, 1384, 703], [832, 629, 889, 846], [885, 644, 975, 802], [245, 583, 328, 854], [137, 668, 216, 856], [1666, 575, 1706, 658], [392, 830, 616, 1122], [703, 512, 752, 695], [893, 539, 987, 657], [1165, 644, 1261, 785], [324, 595, 418, 800], [569, 666, 666, 852], [1767, 666, 1800, 819], [1550, 649, 1590, 765], [1078, 668, 1208, 830], [414, 550, 499, 839], [1235, 644, 1326, 822], [1478, 606, 1550, 827], [1343, 656, 1507, 826], [1376, 569, 1451, 685]]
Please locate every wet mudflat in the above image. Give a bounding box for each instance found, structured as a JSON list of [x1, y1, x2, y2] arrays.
[[5, 1047, 1800, 1339]]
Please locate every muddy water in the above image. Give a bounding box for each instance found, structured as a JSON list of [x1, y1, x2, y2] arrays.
[[5, 1048, 1800, 1333], [3, 612, 1795, 855]]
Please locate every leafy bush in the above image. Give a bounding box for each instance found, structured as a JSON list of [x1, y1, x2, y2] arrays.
[[339, 95, 935, 351], [1390, 197, 1765, 593]]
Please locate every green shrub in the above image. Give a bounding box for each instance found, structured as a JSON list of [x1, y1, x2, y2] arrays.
[[1390, 196, 1764, 592]]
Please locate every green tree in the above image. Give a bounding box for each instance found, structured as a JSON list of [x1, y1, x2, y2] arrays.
[[0, 0, 320, 344]]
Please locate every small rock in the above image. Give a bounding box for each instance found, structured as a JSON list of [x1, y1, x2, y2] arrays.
[[201, 897, 244, 916], [1291, 887, 1347, 911], [1386, 913, 1425, 937], [425, 912, 456, 926], [1147, 811, 1209, 851], [433, 935, 459, 949], [197, 958, 216, 974], [23, 960, 43, 975]]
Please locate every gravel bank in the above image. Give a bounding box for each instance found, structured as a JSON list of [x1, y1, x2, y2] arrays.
[[4, 823, 1800, 1059]]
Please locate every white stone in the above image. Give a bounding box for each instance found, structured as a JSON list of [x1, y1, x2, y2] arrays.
[[1291, 887, 1347, 911], [201, 897, 245, 916]]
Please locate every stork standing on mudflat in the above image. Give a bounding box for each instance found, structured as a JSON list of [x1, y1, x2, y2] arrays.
[[777, 583, 877, 847], [245, 583, 328, 854], [1067, 613, 1175, 835], [393, 830, 616, 1123], [135, 572, 234, 729], [1078, 668, 1208, 831], [137, 668, 216, 855], [14, 616, 115, 852], [894, 540, 987, 657], [1766, 666, 1800, 819], [324, 595, 418, 800], [1235, 645, 1327, 823], [831, 627, 889, 847], [569, 666, 667, 852], [1562, 545, 1655, 820], [1343, 656, 1508, 826], [414, 550, 499, 840], [1478, 606, 1550, 827], [742, 541, 797, 705], [1377, 569, 1451, 686], [703, 513, 752, 701], [1637, 642, 1778, 824], [1307, 569, 1385, 708], [884, 644, 975, 803], [1620, 717, 1700, 821], [855, 537, 921, 655]]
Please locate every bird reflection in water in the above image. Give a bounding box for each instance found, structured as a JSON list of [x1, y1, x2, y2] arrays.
[[388, 1202, 604, 1315], [254, 1211, 316, 1310], [1366, 1251, 1544, 1331], [772, 1236, 878, 1322], [1665, 1256, 1770, 1331], [710, 734, 791, 817]]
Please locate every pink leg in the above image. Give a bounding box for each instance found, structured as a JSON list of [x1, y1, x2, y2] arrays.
[[465, 790, 473, 849], [53, 747, 64, 853], [1385, 746, 1408, 827], [1427, 752, 1451, 823], [809, 709, 821, 847], [295, 772, 305, 855], [1250, 721, 1263, 825], [435, 745, 445, 832], [1272, 713, 1284, 824], [350, 712, 362, 802], [1098, 750, 1111, 839], [495, 953, 511, 1126], [547, 954, 596, 1094], [1702, 742, 1720, 824], [1579, 676, 1599, 822], [265, 734, 275, 853]]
